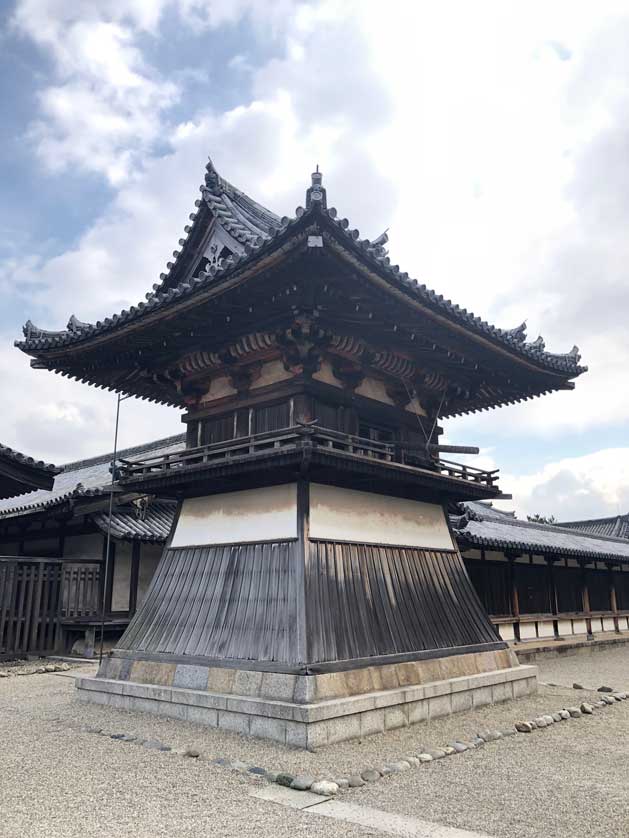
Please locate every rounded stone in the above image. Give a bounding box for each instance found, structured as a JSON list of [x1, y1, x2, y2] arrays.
[[515, 721, 533, 733], [418, 753, 433, 763], [405, 757, 420, 768], [567, 707, 582, 718], [558, 710, 571, 720], [501, 728, 517, 737], [311, 781, 339, 796], [580, 703, 594, 715], [290, 775, 315, 791], [336, 778, 350, 790], [542, 715, 554, 725], [598, 685, 614, 693], [388, 761, 411, 772], [184, 748, 200, 758], [572, 682, 585, 690], [534, 717, 548, 728], [361, 769, 381, 782], [452, 742, 468, 752], [275, 773, 294, 787], [427, 749, 447, 759], [348, 774, 365, 788], [443, 746, 457, 755], [551, 713, 562, 723]]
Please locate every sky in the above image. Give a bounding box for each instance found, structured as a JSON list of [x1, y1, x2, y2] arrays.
[[1, 0, 628, 520]]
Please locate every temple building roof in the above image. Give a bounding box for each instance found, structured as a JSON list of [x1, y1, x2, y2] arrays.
[[91, 500, 176, 543], [0, 434, 184, 520], [558, 513, 629, 540], [15, 157, 586, 418], [453, 502, 629, 562], [0, 443, 59, 500]]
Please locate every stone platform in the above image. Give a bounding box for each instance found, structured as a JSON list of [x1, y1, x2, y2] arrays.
[[76, 650, 537, 749]]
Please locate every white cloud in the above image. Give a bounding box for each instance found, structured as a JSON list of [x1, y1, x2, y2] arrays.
[[4, 0, 629, 515], [499, 449, 629, 521], [0, 338, 181, 464], [12, 1, 178, 184]]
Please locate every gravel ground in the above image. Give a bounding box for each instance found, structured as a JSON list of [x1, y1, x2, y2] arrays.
[[0, 669, 380, 838], [535, 644, 629, 691], [3, 649, 629, 838], [352, 690, 629, 838]]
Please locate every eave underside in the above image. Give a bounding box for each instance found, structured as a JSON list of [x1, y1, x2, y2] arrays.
[[20, 231, 580, 417]]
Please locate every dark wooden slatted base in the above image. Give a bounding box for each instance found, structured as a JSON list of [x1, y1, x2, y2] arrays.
[[115, 538, 503, 670]]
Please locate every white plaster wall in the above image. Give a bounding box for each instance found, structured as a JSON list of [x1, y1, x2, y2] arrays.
[[404, 396, 427, 417], [537, 620, 555, 638], [112, 541, 132, 612], [171, 484, 298, 548], [354, 376, 395, 405], [201, 375, 237, 403], [309, 484, 454, 550], [519, 623, 537, 640], [138, 544, 162, 604], [497, 623, 515, 641], [312, 360, 343, 388], [250, 359, 293, 390]]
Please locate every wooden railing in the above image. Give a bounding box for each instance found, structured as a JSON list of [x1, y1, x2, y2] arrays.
[[119, 425, 499, 489], [0, 557, 63, 658], [61, 563, 101, 620]]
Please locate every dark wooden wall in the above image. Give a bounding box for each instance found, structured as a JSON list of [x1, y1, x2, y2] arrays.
[[0, 558, 62, 658]]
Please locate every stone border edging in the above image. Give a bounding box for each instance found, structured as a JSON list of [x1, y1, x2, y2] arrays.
[[0, 662, 71, 678], [78, 690, 628, 794]]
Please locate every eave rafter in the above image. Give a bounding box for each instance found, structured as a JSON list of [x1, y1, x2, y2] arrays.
[[17, 162, 586, 415]]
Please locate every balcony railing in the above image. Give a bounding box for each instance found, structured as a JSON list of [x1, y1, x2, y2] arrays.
[[118, 425, 499, 489]]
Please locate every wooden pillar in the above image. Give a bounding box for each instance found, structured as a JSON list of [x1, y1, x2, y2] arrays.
[[545, 556, 562, 639], [607, 563, 620, 634], [579, 560, 594, 639], [101, 535, 115, 616], [129, 541, 141, 617], [507, 553, 520, 642]]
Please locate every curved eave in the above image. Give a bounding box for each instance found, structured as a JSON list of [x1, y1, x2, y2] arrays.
[[16, 202, 585, 388], [457, 528, 629, 564], [0, 446, 60, 499]]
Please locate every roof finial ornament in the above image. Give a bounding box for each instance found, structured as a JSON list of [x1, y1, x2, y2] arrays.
[[306, 164, 327, 210]]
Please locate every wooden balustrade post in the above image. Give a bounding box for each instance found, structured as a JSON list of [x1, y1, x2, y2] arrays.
[[506, 553, 520, 642], [545, 555, 561, 639], [579, 560, 594, 640], [607, 563, 620, 634]]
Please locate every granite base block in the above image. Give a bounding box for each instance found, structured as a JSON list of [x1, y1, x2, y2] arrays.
[[75, 663, 537, 749]]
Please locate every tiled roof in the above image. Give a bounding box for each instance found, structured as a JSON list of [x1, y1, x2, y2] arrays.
[[0, 434, 185, 518], [0, 444, 58, 475], [16, 161, 586, 381], [0, 443, 60, 499], [558, 514, 629, 540], [453, 501, 629, 562], [92, 500, 176, 542]]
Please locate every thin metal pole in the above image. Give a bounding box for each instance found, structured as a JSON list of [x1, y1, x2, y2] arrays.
[[98, 393, 122, 665]]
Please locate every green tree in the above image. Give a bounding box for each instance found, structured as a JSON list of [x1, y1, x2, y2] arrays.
[[527, 513, 557, 525]]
